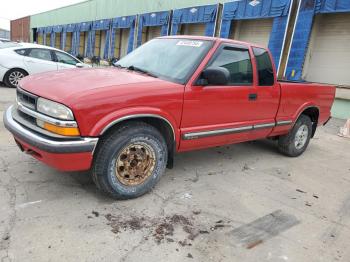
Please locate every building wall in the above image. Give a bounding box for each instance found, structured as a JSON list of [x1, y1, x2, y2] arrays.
[[0, 29, 10, 39], [30, 0, 233, 28], [10, 16, 30, 42]]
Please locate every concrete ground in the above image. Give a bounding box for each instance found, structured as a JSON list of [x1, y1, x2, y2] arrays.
[[0, 84, 349, 262]]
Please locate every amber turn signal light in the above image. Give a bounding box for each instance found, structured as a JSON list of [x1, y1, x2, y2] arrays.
[[43, 122, 80, 136], [37, 119, 80, 136]]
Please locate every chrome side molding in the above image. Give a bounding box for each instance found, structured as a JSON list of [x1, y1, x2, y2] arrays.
[[276, 120, 293, 126], [183, 120, 293, 140]]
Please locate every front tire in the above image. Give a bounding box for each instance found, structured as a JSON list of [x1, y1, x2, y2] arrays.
[[92, 122, 168, 199], [278, 115, 312, 157], [4, 69, 28, 88]]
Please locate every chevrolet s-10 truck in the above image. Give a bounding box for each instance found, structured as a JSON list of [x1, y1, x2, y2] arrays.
[[4, 36, 336, 199]]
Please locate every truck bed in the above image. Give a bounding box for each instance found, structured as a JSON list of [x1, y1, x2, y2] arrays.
[[277, 80, 336, 126]]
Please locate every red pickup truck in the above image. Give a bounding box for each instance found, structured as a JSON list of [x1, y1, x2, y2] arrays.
[[4, 36, 335, 199]]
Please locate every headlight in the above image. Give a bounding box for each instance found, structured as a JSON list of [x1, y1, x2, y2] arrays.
[[37, 98, 74, 120]]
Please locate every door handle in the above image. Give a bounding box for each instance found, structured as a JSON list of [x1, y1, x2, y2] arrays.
[[248, 93, 258, 101]]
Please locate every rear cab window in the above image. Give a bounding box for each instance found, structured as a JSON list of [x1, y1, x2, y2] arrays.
[[253, 47, 275, 86]]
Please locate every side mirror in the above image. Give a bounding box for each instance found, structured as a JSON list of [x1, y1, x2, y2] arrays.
[[111, 58, 119, 67], [76, 63, 84, 68], [200, 67, 230, 86]]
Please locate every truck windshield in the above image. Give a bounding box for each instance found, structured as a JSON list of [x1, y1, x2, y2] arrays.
[[115, 38, 213, 84]]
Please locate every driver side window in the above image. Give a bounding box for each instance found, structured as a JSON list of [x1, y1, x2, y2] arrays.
[[208, 46, 253, 86], [55, 51, 78, 65]]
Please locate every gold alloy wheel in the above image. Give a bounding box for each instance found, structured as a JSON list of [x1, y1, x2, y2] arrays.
[[115, 142, 156, 186]]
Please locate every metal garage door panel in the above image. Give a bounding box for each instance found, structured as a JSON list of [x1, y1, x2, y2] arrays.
[[94, 30, 101, 57], [303, 13, 350, 85], [181, 23, 206, 36], [146, 26, 162, 42], [120, 28, 130, 58], [37, 34, 43, 45], [100, 31, 106, 59], [65, 32, 72, 52], [231, 18, 273, 47], [46, 35, 50, 46], [79, 32, 85, 56], [84, 33, 89, 56], [55, 33, 61, 49], [113, 29, 121, 58]]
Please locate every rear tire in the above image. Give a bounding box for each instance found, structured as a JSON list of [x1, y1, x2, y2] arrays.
[[92, 122, 168, 199], [4, 69, 28, 88], [278, 115, 312, 157]]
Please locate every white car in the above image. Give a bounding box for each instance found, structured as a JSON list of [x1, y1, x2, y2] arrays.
[[0, 38, 12, 44], [0, 42, 89, 88]]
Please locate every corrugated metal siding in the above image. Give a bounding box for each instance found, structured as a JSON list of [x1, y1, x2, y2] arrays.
[[0, 29, 10, 39], [30, 0, 233, 29]]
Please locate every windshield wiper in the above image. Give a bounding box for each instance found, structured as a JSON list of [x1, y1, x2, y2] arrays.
[[113, 64, 125, 69], [127, 65, 158, 78]]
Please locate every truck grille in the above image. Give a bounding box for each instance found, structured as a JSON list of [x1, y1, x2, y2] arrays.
[[17, 109, 36, 125], [17, 88, 37, 110]]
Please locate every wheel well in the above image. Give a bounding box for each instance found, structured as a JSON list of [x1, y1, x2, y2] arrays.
[[6, 68, 29, 75], [4, 68, 29, 80], [300, 107, 319, 137], [102, 117, 176, 168]]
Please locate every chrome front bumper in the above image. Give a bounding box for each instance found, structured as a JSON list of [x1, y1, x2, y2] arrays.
[[3, 105, 98, 154]]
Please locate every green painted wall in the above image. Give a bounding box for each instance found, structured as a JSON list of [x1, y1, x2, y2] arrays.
[[30, 0, 232, 28], [332, 99, 350, 120]]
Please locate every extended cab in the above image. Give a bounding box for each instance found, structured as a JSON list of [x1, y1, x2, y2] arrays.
[[3, 36, 336, 199]]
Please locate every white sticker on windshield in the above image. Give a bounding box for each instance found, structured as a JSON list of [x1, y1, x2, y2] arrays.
[[176, 40, 203, 47]]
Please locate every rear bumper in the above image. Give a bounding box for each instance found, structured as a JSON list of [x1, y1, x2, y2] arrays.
[[3, 105, 98, 171]]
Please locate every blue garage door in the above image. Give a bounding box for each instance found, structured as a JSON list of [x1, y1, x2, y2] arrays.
[[285, 0, 350, 80], [137, 11, 170, 47], [108, 15, 136, 59], [171, 4, 218, 37], [220, 0, 292, 70]]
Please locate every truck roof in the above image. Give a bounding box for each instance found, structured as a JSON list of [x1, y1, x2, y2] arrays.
[[158, 35, 267, 49]]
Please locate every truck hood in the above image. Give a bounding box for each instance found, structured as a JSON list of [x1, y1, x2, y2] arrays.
[[19, 68, 164, 104]]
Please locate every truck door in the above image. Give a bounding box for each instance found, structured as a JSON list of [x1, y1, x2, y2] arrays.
[[250, 47, 280, 139], [180, 43, 278, 151]]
